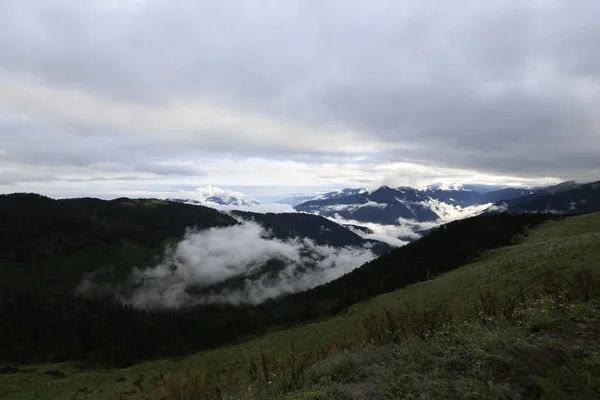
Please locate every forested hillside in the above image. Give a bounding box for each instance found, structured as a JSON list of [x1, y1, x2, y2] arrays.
[[231, 211, 391, 254], [0, 193, 236, 291], [0, 194, 235, 259], [500, 180, 600, 214], [284, 212, 553, 315], [0, 208, 553, 367]]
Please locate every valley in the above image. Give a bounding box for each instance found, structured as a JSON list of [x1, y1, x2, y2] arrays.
[[3, 3, 598, 398], [1, 181, 600, 399], [1, 208, 599, 399]]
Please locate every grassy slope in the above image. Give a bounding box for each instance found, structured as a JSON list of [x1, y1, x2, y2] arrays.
[[1, 213, 599, 399], [355, 212, 600, 315], [283, 297, 600, 399]]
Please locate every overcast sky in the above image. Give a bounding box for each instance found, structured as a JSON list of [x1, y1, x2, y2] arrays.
[[1, 0, 599, 198]]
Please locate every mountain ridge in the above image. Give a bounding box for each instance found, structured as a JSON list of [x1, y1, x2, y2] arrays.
[[294, 185, 533, 225], [496, 180, 600, 215]]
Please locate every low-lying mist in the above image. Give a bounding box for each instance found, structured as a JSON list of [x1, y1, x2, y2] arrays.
[[121, 221, 375, 308]]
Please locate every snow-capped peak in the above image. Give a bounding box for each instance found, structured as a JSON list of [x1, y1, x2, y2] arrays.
[[430, 182, 469, 191], [170, 185, 258, 206], [310, 188, 369, 201], [194, 185, 244, 200]]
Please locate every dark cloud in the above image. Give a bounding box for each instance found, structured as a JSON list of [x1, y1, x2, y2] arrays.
[[0, 0, 599, 194]]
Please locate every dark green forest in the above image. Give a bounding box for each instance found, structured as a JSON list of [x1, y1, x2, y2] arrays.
[[0, 193, 235, 290], [0, 193, 556, 367], [0, 193, 234, 262]]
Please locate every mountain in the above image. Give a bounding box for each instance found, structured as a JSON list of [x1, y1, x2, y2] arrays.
[[294, 212, 552, 311], [180, 211, 391, 302], [231, 211, 391, 254], [428, 182, 542, 194], [343, 224, 374, 235], [272, 194, 319, 206], [0, 193, 391, 304], [428, 182, 490, 192], [272, 188, 369, 206], [0, 193, 237, 262], [295, 186, 435, 224], [311, 188, 370, 200], [0, 193, 236, 292], [294, 185, 532, 225], [5, 209, 599, 398], [481, 187, 534, 203], [497, 180, 600, 214], [422, 187, 532, 207], [168, 185, 258, 207], [0, 210, 554, 370]]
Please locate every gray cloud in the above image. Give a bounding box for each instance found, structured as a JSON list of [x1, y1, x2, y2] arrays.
[[0, 0, 599, 194]]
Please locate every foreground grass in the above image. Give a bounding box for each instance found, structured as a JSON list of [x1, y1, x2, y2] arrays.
[[130, 270, 600, 399], [281, 296, 600, 399], [5, 282, 599, 400], [1, 213, 599, 399]]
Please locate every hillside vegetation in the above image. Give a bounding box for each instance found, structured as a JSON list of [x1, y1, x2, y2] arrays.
[[0, 211, 550, 368], [0, 193, 235, 291], [1, 213, 599, 399], [503, 180, 600, 215]]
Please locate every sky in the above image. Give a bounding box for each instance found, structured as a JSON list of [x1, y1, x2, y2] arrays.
[[1, 0, 599, 199]]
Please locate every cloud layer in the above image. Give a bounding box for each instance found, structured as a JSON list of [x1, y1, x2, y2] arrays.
[[1, 1, 599, 196], [326, 199, 493, 246], [124, 221, 375, 307]]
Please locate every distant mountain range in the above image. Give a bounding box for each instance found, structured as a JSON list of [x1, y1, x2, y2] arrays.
[[165, 181, 600, 247], [164, 187, 393, 252], [294, 185, 532, 225], [272, 188, 370, 206], [427, 182, 545, 194]]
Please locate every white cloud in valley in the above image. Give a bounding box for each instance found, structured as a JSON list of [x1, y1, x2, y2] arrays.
[[123, 221, 375, 308]]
